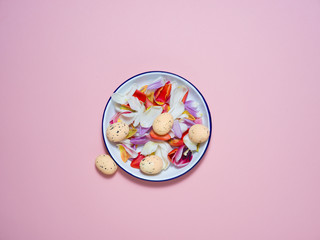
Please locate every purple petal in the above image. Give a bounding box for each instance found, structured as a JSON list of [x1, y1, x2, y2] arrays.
[[185, 105, 198, 117], [172, 120, 182, 138], [184, 100, 199, 117], [146, 134, 164, 143], [184, 119, 195, 127], [130, 136, 149, 145], [147, 79, 165, 90], [174, 146, 192, 167], [138, 125, 151, 136], [194, 118, 202, 124]]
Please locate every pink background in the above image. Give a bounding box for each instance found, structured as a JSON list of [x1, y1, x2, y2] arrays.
[[1, 0, 320, 239]]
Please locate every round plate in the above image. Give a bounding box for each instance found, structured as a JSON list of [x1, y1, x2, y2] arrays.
[[102, 71, 212, 182]]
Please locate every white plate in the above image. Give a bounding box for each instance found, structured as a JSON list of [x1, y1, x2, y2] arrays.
[[102, 71, 212, 182]]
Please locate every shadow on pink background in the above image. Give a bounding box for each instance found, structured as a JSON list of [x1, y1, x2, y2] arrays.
[[1, 0, 320, 239]]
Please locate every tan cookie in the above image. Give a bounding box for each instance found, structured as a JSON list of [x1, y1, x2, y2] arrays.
[[106, 122, 129, 142], [140, 155, 163, 175], [189, 124, 210, 144], [95, 154, 117, 175], [152, 113, 174, 135]]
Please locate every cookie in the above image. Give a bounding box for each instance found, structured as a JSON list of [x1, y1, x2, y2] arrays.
[[140, 155, 163, 175], [95, 154, 117, 175], [152, 113, 174, 135], [106, 122, 129, 142], [188, 124, 210, 144]]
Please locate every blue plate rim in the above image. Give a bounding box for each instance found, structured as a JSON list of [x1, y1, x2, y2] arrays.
[[102, 70, 213, 182]]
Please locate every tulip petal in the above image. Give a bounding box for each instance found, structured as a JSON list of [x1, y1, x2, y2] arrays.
[[183, 134, 198, 151], [169, 85, 188, 107], [139, 106, 163, 128], [119, 145, 129, 163], [147, 76, 166, 90], [111, 83, 137, 104], [141, 141, 158, 156], [154, 82, 171, 105], [172, 120, 182, 138], [155, 142, 172, 169], [168, 101, 185, 120]]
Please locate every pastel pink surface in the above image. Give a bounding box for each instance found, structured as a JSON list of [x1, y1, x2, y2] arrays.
[[0, 0, 320, 239]]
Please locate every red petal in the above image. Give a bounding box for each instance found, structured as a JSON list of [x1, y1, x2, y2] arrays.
[[154, 83, 171, 105], [182, 90, 189, 103], [133, 90, 146, 102], [168, 149, 178, 163], [130, 153, 145, 169], [181, 129, 189, 140], [168, 138, 184, 147]]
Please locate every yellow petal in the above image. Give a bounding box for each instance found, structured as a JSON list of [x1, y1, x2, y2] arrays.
[[183, 110, 196, 121], [119, 145, 129, 163], [126, 127, 137, 138], [146, 92, 154, 102], [140, 85, 148, 93]]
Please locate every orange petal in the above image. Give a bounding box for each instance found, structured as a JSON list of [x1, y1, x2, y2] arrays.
[[154, 83, 171, 105], [183, 110, 196, 121], [119, 145, 129, 163], [140, 85, 148, 93]]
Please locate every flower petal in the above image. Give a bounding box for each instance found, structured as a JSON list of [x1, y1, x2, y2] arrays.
[[130, 135, 149, 145], [155, 142, 172, 169], [111, 83, 137, 104], [119, 145, 129, 163], [169, 85, 188, 107], [128, 96, 143, 111], [138, 125, 151, 136], [126, 127, 137, 139], [109, 111, 131, 124], [179, 122, 188, 134], [184, 118, 195, 127], [194, 118, 202, 124], [172, 120, 182, 138], [121, 143, 138, 158], [147, 76, 166, 90], [183, 134, 198, 151], [139, 106, 163, 128], [168, 101, 185, 119], [141, 141, 159, 155], [154, 82, 172, 105]]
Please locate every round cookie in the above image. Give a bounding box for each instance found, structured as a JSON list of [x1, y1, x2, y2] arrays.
[[140, 155, 163, 175], [95, 154, 117, 175], [106, 122, 129, 142], [152, 113, 174, 135], [189, 124, 210, 144]]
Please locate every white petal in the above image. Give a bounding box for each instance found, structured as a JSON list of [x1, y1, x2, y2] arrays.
[[168, 131, 175, 138], [119, 112, 137, 125], [111, 83, 137, 105], [155, 142, 172, 170], [177, 113, 188, 119], [170, 81, 178, 93], [141, 141, 159, 155], [111, 93, 128, 105], [169, 101, 185, 120], [183, 134, 198, 151], [126, 83, 138, 96], [140, 106, 163, 128], [156, 142, 172, 169], [179, 122, 188, 133], [128, 96, 142, 111], [118, 139, 138, 158], [133, 107, 145, 127], [169, 85, 188, 107]]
